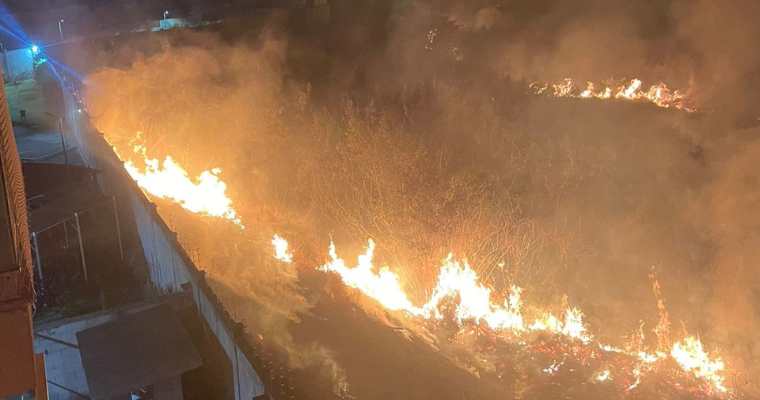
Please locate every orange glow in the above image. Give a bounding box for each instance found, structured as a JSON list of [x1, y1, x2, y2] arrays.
[[113, 134, 730, 396], [114, 136, 243, 226], [272, 234, 294, 263], [671, 336, 728, 393], [316, 239, 731, 395], [421, 256, 526, 330], [530, 78, 695, 112], [595, 369, 612, 382], [320, 240, 425, 314]]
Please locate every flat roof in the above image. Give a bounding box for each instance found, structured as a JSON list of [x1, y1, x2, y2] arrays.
[[77, 304, 202, 399]]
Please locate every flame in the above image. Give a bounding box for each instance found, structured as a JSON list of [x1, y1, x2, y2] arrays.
[[627, 366, 643, 391], [319, 240, 594, 340], [543, 361, 563, 375], [529, 308, 592, 343], [108, 129, 731, 395], [317, 239, 731, 395], [115, 137, 242, 226], [671, 336, 728, 393], [637, 351, 666, 364], [595, 369, 612, 382], [530, 78, 695, 112], [650, 268, 672, 352], [272, 234, 294, 263], [320, 240, 424, 314], [421, 256, 526, 330]]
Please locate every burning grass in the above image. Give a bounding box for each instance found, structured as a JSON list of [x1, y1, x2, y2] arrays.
[[314, 238, 730, 397], [85, 19, 759, 398], [529, 78, 696, 112]]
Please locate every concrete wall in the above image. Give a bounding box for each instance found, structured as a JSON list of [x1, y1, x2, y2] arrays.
[[129, 195, 265, 400], [58, 78, 266, 399], [34, 302, 159, 400], [61, 90, 95, 168]]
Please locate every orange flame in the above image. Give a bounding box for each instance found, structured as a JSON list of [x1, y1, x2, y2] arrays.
[[530, 78, 695, 112], [595, 369, 612, 382], [272, 234, 294, 263], [650, 268, 672, 352], [317, 239, 730, 395], [421, 256, 527, 330], [671, 336, 728, 393], [321, 240, 424, 313], [115, 136, 243, 226], [319, 240, 595, 342]]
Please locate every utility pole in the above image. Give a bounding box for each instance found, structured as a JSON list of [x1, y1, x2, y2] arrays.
[[45, 112, 69, 176], [74, 212, 88, 281], [58, 117, 69, 178]]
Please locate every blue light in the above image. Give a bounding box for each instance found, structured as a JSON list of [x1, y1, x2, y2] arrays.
[[31, 44, 39, 54]]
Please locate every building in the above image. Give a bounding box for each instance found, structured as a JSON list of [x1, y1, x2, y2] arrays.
[[0, 67, 47, 400]]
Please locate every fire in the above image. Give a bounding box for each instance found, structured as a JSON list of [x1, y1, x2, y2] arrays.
[[421, 256, 526, 330], [650, 268, 672, 352], [111, 131, 731, 395], [671, 336, 728, 393], [316, 239, 731, 395], [529, 308, 592, 343], [627, 366, 643, 391], [320, 240, 598, 342], [115, 136, 243, 226], [595, 369, 612, 382], [272, 234, 294, 263], [543, 361, 563, 375], [530, 78, 695, 112], [319, 240, 594, 340], [320, 240, 424, 314]]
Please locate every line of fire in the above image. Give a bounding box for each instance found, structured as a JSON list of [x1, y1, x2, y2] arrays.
[[1, 1, 760, 400]]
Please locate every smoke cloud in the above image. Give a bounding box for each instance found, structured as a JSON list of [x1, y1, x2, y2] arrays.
[[81, 1, 760, 397]]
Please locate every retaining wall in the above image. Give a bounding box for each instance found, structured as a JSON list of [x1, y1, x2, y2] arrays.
[[60, 81, 266, 399]]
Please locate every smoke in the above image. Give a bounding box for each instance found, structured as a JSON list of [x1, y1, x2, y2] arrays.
[[382, 0, 760, 115], [704, 139, 760, 385], [672, 0, 760, 112], [81, 1, 760, 397]]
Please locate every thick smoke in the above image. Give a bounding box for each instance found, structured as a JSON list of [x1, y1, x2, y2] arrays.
[[705, 141, 760, 381], [82, 1, 760, 397]]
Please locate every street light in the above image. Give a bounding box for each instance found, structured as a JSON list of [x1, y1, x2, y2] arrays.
[[31, 45, 39, 55], [163, 10, 169, 20], [58, 19, 64, 41]]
